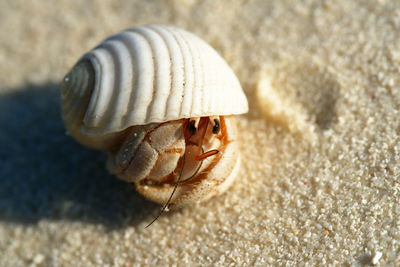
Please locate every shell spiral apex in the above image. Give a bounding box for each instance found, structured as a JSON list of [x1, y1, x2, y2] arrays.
[[62, 24, 248, 149]]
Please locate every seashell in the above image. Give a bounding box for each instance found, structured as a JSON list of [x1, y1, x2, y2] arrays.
[[61, 25, 248, 217]]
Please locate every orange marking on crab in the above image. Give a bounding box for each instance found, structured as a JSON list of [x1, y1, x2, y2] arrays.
[[195, 149, 219, 161]]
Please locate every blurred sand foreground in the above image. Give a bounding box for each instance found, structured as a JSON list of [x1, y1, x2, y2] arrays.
[[1, 0, 400, 266]]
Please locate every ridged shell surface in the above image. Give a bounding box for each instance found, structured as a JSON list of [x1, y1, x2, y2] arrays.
[[62, 25, 248, 137]]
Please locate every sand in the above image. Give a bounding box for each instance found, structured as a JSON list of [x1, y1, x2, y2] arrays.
[[1, 0, 400, 266]]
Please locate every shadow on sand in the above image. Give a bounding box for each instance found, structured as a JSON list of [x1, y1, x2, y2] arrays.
[[0, 83, 158, 228]]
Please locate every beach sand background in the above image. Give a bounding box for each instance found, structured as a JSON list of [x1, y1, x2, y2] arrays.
[[1, 0, 400, 265]]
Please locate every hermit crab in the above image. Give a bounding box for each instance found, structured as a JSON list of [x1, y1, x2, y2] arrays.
[[61, 25, 248, 223]]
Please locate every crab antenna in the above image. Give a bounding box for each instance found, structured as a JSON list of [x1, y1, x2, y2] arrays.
[[145, 153, 187, 228], [197, 119, 209, 150]]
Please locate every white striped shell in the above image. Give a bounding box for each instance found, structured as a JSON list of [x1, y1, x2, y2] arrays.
[[61, 25, 248, 211], [62, 24, 248, 150]]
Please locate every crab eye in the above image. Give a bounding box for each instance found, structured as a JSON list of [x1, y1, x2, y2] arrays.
[[212, 119, 220, 134], [189, 120, 197, 135]]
